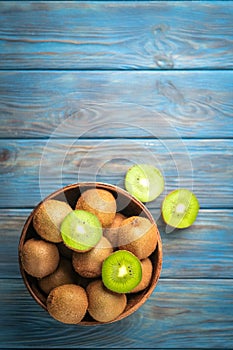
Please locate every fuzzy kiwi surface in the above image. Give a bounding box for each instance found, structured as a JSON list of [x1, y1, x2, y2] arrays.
[[47, 284, 88, 324], [130, 258, 153, 293], [118, 216, 158, 259], [72, 236, 113, 278], [38, 258, 78, 295], [20, 238, 59, 278], [104, 213, 126, 248], [33, 199, 72, 243], [86, 280, 127, 323], [75, 189, 116, 227]]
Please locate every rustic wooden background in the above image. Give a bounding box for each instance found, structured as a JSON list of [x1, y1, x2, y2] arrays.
[[0, 1, 233, 348]]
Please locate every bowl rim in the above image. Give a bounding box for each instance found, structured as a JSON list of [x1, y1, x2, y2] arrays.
[[18, 181, 163, 325]]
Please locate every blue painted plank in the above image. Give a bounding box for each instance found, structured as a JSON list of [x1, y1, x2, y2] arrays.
[[0, 71, 232, 139], [0, 278, 232, 348], [0, 1, 232, 69], [0, 139, 232, 208], [1, 209, 233, 279]]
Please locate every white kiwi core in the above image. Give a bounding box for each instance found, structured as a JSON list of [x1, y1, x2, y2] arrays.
[[176, 203, 186, 214], [118, 265, 128, 278]]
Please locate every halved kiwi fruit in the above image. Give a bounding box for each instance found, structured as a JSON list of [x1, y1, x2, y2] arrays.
[[102, 250, 142, 293], [162, 189, 199, 229], [61, 210, 102, 252], [125, 164, 164, 202]]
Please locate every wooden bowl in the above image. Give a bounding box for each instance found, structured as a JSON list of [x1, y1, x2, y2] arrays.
[[18, 182, 162, 325]]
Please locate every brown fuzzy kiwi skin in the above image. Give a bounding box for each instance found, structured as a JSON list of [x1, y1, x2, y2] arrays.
[[46, 284, 88, 324], [72, 236, 113, 278], [57, 242, 73, 259], [75, 189, 116, 228], [38, 258, 78, 295], [20, 238, 59, 278], [33, 199, 73, 243], [104, 213, 126, 248], [86, 280, 127, 323], [118, 216, 158, 260], [130, 258, 153, 293]]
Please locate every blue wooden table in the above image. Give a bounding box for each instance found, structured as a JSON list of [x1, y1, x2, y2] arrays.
[[0, 1, 233, 348]]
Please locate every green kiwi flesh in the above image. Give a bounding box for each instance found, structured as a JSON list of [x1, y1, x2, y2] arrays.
[[102, 250, 142, 293], [125, 164, 164, 202], [61, 209, 102, 252], [162, 189, 199, 229]]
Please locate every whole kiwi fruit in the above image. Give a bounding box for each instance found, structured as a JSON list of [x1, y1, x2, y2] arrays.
[[104, 212, 126, 247], [20, 238, 59, 278], [38, 258, 78, 295], [75, 189, 116, 227], [33, 199, 73, 243], [118, 216, 158, 259], [72, 236, 113, 278], [86, 280, 127, 323], [47, 284, 88, 324], [130, 258, 153, 293]]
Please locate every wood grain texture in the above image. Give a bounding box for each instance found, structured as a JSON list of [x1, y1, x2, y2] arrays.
[[1, 209, 233, 279], [0, 139, 232, 208], [0, 71, 232, 138], [0, 278, 232, 348], [0, 1, 233, 69]]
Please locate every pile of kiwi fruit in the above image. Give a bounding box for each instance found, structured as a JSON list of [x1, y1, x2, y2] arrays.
[[19, 163, 199, 325], [20, 187, 160, 325]]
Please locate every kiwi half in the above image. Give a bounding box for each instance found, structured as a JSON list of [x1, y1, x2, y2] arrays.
[[61, 209, 102, 252], [125, 164, 164, 202], [102, 250, 142, 293], [162, 189, 199, 229]]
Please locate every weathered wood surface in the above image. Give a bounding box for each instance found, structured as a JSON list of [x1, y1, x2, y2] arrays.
[[0, 278, 232, 348], [1, 209, 233, 279], [0, 139, 232, 208], [0, 1, 233, 70], [0, 71, 232, 139], [0, 0, 232, 348]]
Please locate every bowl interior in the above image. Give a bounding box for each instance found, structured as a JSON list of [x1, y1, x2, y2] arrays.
[[18, 182, 162, 325]]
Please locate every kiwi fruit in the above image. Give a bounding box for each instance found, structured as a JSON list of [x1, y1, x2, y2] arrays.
[[75, 189, 116, 227], [130, 258, 153, 293], [38, 258, 77, 295], [86, 280, 127, 323], [57, 241, 73, 259], [103, 212, 126, 247], [20, 238, 59, 278], [162, 189, 199, 229], [33, 199, 73, 243], [102, 250, 142, 293], [60, 209, 102, 252], [47, 284, 88, 324], [72, 236, 113, 278], [118, 216, 158, 260], [125, 164, 164, 202]]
